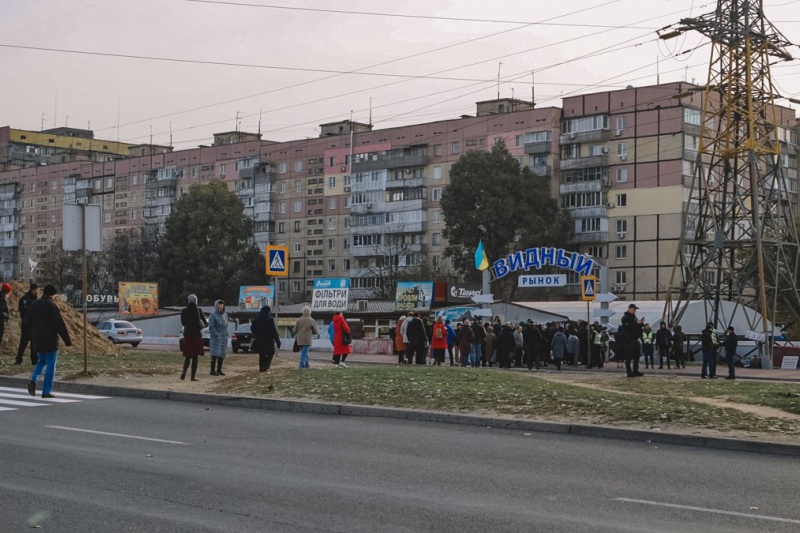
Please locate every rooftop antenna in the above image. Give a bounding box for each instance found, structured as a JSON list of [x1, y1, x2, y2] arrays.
[[258, 108, 262, 136], [369, 97, 373, 127], [40, 113, 45, 131], [657, 56, 660, 85], [64, 115, 69, 127], [531, 71, 536, 108], [53, 93, 57, 128], [169, 122, 173, 147], [115, 97, 121, 143], [235, 111, 240, 132]]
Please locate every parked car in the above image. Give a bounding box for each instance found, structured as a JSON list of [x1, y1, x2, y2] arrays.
[[97, 319, 143, 347], [231, 324, 254, 353], [179, 326, 210, 351]]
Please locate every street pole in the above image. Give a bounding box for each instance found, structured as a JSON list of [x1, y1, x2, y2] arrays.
[[587, 300, 590, 364], [81, 203, 88, 374]]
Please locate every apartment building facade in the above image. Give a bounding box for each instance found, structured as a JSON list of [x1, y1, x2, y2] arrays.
[[0, 82, 796, 303]]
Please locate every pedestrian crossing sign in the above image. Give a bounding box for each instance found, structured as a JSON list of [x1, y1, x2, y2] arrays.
[[581, 276, 597, 302], [266, 245, 289, 277]]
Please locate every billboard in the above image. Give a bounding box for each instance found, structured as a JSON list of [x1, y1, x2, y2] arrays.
[[238, 286, 275, 312], [395, 281, 434, 312], [119, 282, 159, 315], [311, 278, 350, 312], [447, 283, 482, 303]]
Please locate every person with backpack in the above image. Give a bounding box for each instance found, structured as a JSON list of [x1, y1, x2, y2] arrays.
[[430, 316, 448, 365]]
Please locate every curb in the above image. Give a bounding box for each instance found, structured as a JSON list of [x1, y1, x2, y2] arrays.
[[2, 376, 798, 457]]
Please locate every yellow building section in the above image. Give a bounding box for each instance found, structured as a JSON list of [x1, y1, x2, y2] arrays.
[[9, 129, 133, 156]]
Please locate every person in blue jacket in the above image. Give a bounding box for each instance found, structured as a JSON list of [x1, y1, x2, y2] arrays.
[[445, 319, 456, 366]]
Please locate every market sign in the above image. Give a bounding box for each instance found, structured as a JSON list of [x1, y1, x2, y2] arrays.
[[311, 278, 350, 312], [492, 247, 595, 280], [518, 275, 567, 287]]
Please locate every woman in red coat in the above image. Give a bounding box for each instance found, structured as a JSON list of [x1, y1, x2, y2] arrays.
[[332, 312, 351, 368], [431, 316, 448, 366]]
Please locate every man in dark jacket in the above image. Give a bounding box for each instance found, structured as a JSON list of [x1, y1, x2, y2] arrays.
[[16, 283, 38, 365], [251, 305, 281, 372], [26, 285, 71, 398], [495, 324, 516, 369], [620, 303, 644, 377], [701, 322, 717, 379], [523, 321, 543, 370], [723, 326, 738, 380], [405, 313, 428, 365]]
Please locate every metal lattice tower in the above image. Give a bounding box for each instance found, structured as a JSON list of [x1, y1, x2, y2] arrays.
[[661, 0, 800, 363]]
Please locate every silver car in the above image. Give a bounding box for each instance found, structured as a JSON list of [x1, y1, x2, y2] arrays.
[[97, 319, 143, 347]]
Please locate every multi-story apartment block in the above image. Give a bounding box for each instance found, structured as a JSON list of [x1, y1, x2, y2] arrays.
[[1, 83, 796, 304], [0, 126, 132, 170]]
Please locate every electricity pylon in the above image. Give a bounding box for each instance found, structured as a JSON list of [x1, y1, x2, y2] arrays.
[[660, 0, 800, 366]]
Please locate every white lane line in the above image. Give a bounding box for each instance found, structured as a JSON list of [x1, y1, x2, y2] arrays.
[[0, 387, 110, 399], [0, 407, 17, 412], [0, 392, 81, 403], [46, 426, 191, 445], [614, 498, 800, 525], [0, 398, 48, 407]]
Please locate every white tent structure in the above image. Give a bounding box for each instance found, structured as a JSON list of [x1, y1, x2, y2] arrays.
[[497, 299, 771, 336]]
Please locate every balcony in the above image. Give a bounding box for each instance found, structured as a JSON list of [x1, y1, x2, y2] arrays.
[[385, 177, 425, 189], [146, 177, 177, 189], [560, 180, 603, 195], [568, 206, 609, 218], [560, 155, 609, 171], [350, 202, 385, 215], [530, 164, 552, 177], [0, 223, 15, 232], [237, 187, 255, 198], [0, 192, 17, 202], [352, 152, 428, 173], [560, 129, 610, 145], [0, 238, 17, 248], [145, 196, 175, 208], [524, 141, 551, 155], [570, 231, 610, 244]]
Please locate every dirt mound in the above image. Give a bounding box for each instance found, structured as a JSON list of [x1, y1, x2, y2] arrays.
[[1, 280, 122, 358]]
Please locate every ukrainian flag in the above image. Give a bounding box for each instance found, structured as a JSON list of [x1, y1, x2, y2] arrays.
[[474, 240, 489, 271]]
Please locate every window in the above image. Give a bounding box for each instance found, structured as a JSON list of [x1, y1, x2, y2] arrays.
[[94, 179, 101, 190], [433, 144, 442, 157], [292, 281, 301, 293], [328, 259, 336, 271], [328, 218, 335, 230], [432, 188, 442, 201], [580, 218, 601, 232], [293, 242, 301, 253], [616, 193, 627, 207], [616, 219, 628, 235], [294, 160, 303, 172], [105, 212, 111, 223], [130, 211, 137, 220], [132, 175, 138, 185], [329, 156, 336, 167], [617, 142, 628, 157], [588, 245, 604, 259], [616, 168, 628, 182], [432, 210, 441, 224], [279, 202, 286, 214], [343, 237, 351, 250], [278, 280, 286, 293], [328, 197, 337, 209], [219, 164, 226, 177], [328, 238, 335, 250], [450, 141, 460, 155], [563, 115, 609, 134], [278, 222, 285, 234], [432, 233, 442, 246], [615, 245, 627, 260], [684, 108, 701, 126], [293, 221, 301, 233], [589, 145, 606, 156], [615, 271, 627, 284], [278, 181, 286, 194], [561, 144, 579, 160], [515, 130, 551, 147], [294, 201, 301, 213], [328, 176, 336, 188], [616, 116, 627, 132], [433, 166, 442, 180], [295, 180, 301, 193], [343, 258, 351, 270], [278, 162, 287, 174]]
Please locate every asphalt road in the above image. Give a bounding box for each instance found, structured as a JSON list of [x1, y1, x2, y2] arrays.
[[1, 390, 798, 533]]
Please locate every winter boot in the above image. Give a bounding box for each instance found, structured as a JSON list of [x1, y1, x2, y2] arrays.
[[216, 357, 225, 376], [210, 357, 218, 376]]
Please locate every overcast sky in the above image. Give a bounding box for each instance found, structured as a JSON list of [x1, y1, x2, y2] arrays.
[[1, 0, 798, 149]]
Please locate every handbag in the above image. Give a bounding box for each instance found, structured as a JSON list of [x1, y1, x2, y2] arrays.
[[342, 331, 352, 346], [293, 339, 301, 353]]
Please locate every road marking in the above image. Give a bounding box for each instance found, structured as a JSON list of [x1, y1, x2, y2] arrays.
[[614, 498, 800, 525], [46, 426, 191, 446], [0, 398, 47, 407], [0, 407, 17, 412], [0, 392, 81, 403], [0, 387, 110, 400]]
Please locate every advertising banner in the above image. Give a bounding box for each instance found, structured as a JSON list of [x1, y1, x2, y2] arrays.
[[119, 282, 159, 315], [447, 283, 482, 303], [311, 278, 350, 312], [395, 281, 434, 312], [238, 286, 275, 312]]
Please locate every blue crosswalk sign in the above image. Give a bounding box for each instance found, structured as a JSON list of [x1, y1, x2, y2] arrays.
[[266, 245, 289, 276], [581, 276, 597, 301]]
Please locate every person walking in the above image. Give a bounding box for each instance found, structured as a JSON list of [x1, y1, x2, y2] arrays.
[[180, 294, 207, 381], [457, 320, 475, 367], [430, 316, 448, 366], [294, 306, 318, 369], [672, 325, 687, 369], [701, 323, 717, 379], [445, 319, 456, 366], [394, 315, 407, 365], [550, 326, 568, 371], [16, 283, 38, 365], [723, 326, 738, 379], [400, 312, 412, 364], [620, 304, 645, 377], [655, 321, 672, 369], [208, 299, 229, 376], [641, 323, 655, 369], [0, 283, 11, 350], [251, 305, 281, 372], [26, 284, 72, 398], [331, 311, 351, 368]]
